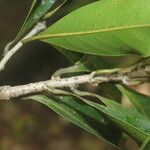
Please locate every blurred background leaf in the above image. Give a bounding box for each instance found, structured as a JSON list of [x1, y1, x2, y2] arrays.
[[117, 85, 150, 119]]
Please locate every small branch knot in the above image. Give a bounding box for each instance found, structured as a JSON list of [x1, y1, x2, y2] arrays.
[[88, 71, 96, 83], [36, 21, 47, 31], [122, 76, 130, 85]]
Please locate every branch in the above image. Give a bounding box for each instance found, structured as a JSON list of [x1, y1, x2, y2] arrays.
[[0, 65, 149, 100], [0, 21, 46, 71]]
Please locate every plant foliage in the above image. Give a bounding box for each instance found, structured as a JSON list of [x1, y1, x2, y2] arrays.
[[5, 0, 150, 149]]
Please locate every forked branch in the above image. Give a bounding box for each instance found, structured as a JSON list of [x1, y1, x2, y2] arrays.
[[0, 21, 46, 71], [0, 64, 149, 100]]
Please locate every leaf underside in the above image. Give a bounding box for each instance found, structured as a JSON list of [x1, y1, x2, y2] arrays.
[[31, 0, 150, 56]]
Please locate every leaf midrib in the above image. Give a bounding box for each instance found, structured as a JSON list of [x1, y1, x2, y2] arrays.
[[24, 24, 150, 42], [97, 105, 150, 140]]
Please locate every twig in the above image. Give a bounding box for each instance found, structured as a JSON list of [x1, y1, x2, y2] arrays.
[[0, 66, 149, 100], [0, 21, 46, 71], [3, 40, 15, 55]]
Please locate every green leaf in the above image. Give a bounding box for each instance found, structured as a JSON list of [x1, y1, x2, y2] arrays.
[[117, 85, 150, 119], [16, 0, 57, 40], [29, 0, 150, 56], [76, 55, 142, 73], [83, 98, 150, 144], [42, 0, 69, 20], [29, 95, 121, 147], [79, 55, 116, 71], [55, 53, 142, 78], [52, 0, 98, 62], [53, 46, 83, 64], [97, 83, 122, 102], [140, 137, 150, 150]]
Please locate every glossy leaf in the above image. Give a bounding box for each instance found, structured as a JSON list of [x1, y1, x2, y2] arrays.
[[30, 0, 150, 56], [83, 97, 150, 143], [52, 0, 98, 62], [16, 0, 57, 40], [29, 95, 121, 147], [43, 0, 69, 20], [117, 85, 150, 119]]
